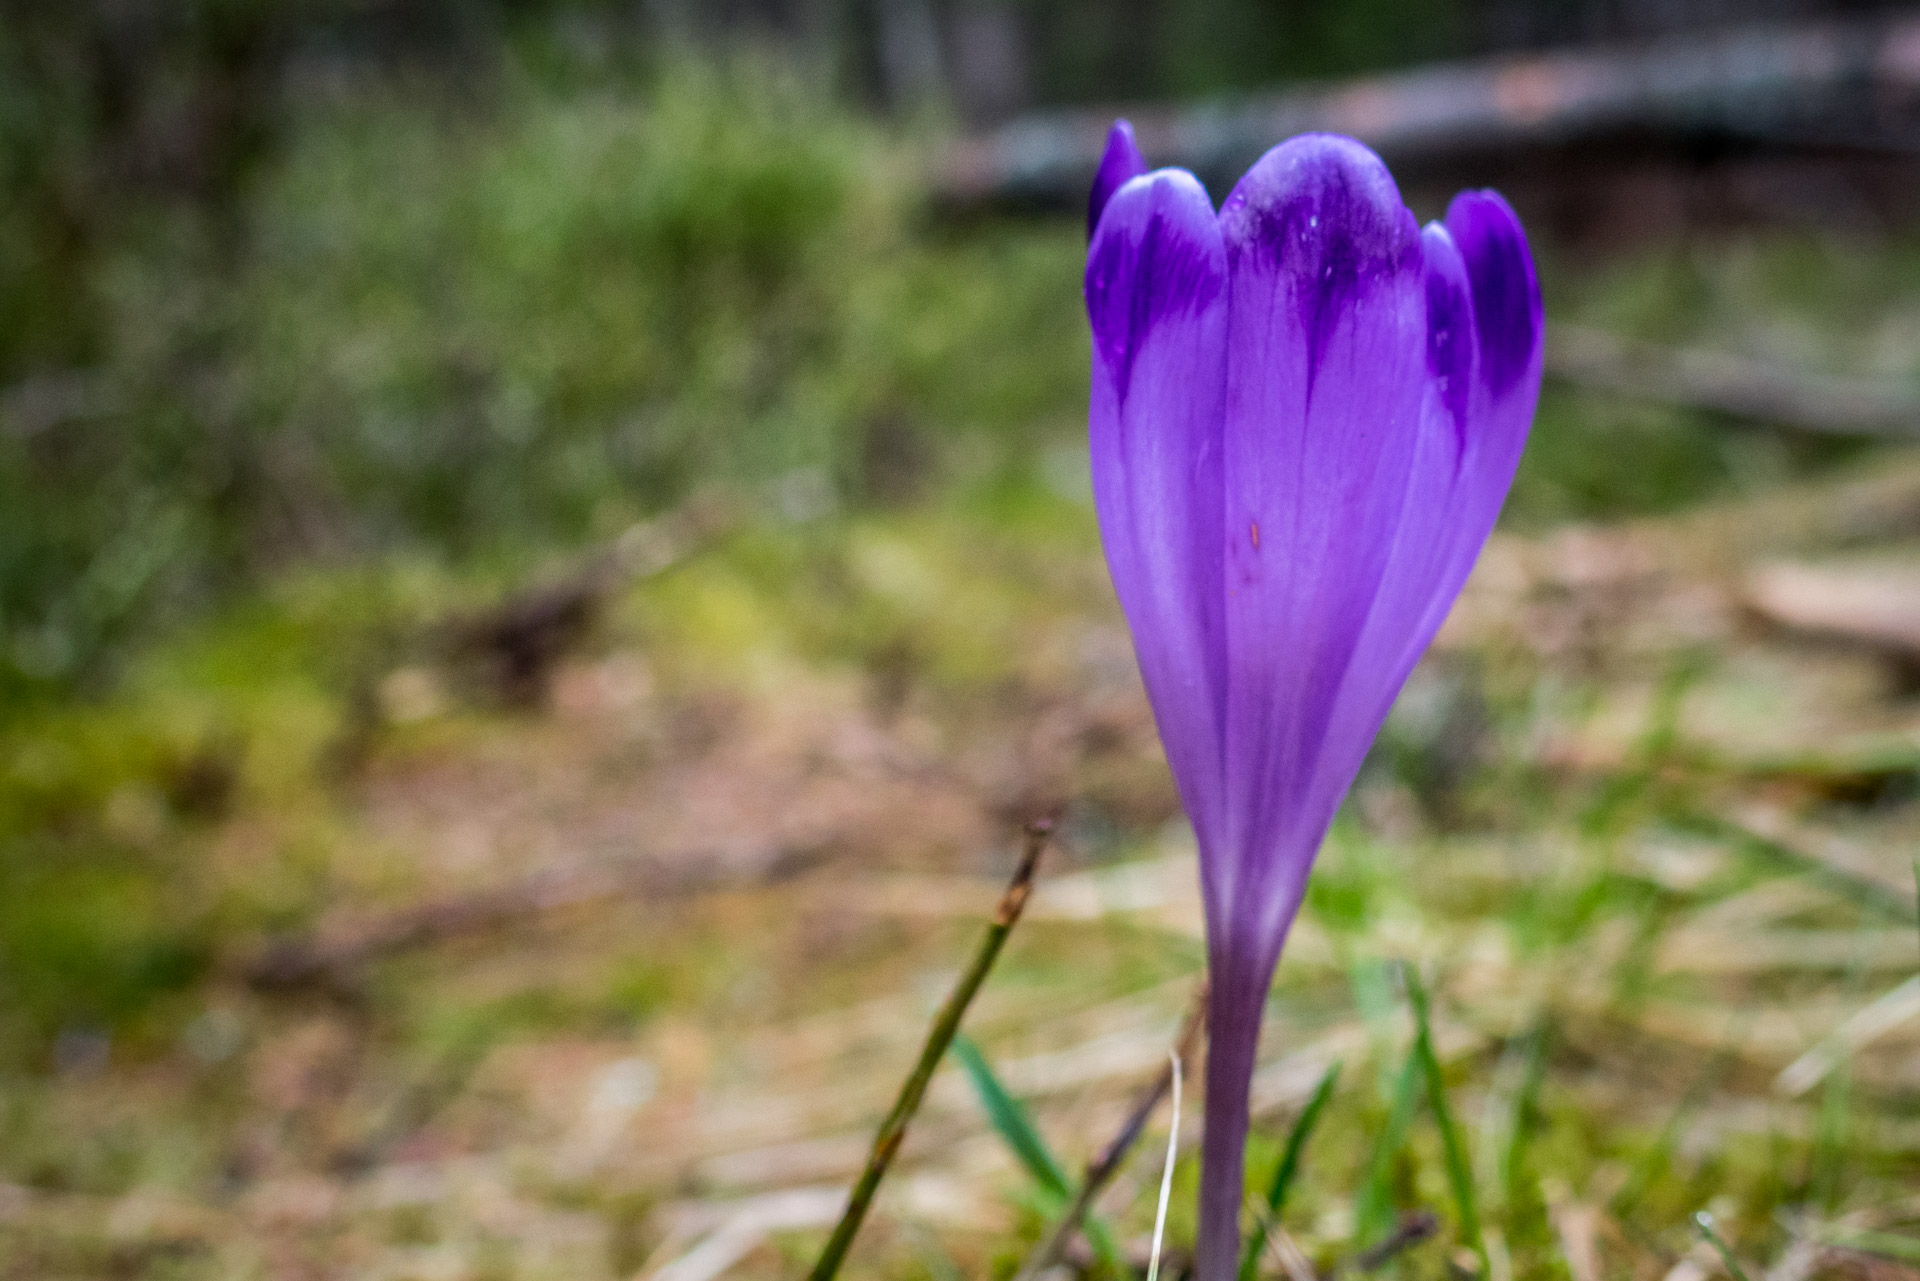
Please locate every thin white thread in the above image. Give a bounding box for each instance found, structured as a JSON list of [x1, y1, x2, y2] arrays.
[[1146, 1049, 1183, 1281]]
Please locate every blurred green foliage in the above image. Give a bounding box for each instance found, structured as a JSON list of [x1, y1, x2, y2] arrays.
[[1, 5, 1915, 1068], [0, 13, 1916, 1274], [5, 6, 1913, 703], [0, 47, 1093, 700]]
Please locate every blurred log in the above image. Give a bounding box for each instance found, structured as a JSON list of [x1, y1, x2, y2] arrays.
[[1548, 326, 1920, 438], [941, 15, 1920, 204], [241, 864, 652, 993], [240, 833, 828, 994]]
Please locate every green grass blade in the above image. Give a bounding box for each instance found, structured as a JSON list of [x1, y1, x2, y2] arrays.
[[1407, 967, 1482, 1259], [951, 1033, 1071, 1199], [1686, 814, 1912, 922], [1240, 1059, 1342, 1281], [1611, 1043, 1738, 1219], [1356, 1041, 1424, 1247], [1811, 1062, 1852, 1212], [1693, 1212, 1754, 1281], [1083, 1217, 1128, 1278], [955, 1032, 1133, 1278], [1497, 1023, 1548, 1221]]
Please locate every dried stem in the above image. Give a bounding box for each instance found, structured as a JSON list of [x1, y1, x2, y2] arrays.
[[1010, 982, 1209, 1281], [805, 820, 1053, 1281], [1350, 1211, 1440, 1273]]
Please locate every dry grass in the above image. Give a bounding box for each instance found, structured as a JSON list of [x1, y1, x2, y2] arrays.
[[5, 458, 1920, 1281]]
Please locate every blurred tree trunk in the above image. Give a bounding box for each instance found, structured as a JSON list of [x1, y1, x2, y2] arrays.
[[947, 3, 1032, 121]]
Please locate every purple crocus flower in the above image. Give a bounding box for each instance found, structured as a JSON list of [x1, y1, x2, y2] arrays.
[[1084, 122, 1542, 1277]]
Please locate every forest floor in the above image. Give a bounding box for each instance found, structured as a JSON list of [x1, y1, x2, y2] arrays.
[[5, 454, 1920, 1281]]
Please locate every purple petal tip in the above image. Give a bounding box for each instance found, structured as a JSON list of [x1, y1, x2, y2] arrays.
[[1218, 133, 1423, 384], [1085, 169, 1224, 400], [1421, 223, 1476, 446], [1218, 134, 1420, 269], [1087, 119, 1149, 240], [1444, 189, 1543, 401]]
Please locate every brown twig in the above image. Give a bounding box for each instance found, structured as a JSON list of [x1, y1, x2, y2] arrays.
[[1011, 981, 1209, 1281], [1350, 1211, 1441, 1274], [240, 838, 830, 995], [805, 820, 1054, 1281], [441, 489, 735, 707]]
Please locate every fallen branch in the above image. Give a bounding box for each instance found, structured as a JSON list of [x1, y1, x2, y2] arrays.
[[941, 16, 1920, 202], [648, 1187, 849, 1281], [441, 489, 736, 706], [1547, 325, 1920, 439], [1350, 1211, 1441, 1274], [239, 865, 641, 993], [1743, 560, 1920, 689], [239, 839, 828, 993]]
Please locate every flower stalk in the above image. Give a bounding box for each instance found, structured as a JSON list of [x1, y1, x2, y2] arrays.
[[1084, 122, 1542, 1277]]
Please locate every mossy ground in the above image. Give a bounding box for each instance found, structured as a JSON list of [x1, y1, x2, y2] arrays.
[[5, 449, 1920, 1279], [6, 57, 1920, 1281]]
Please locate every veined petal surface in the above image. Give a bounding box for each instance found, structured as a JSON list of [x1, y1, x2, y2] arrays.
[[1441, 191, 1544, 603], [1085, 169, 1230, 855], [1322, 199, 1543, 799], [1190, 133, 1430, 1281], [1304, 222, 1482, 819], [1447, 189, 1544, 422], [1214, 134, 1428, 948]]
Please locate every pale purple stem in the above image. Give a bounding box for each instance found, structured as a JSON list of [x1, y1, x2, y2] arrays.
[[1195, 950, 1266, 1281]]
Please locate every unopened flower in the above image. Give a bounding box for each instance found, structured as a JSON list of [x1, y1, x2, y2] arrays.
[[1085, 122, 1541, 1278]]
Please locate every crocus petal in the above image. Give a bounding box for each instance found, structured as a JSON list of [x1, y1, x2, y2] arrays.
[[1087, 119, 1149, 240], [1388, 196, 1543, 680], [1442, 192, 1544, 589], [1082, 136, 1541, 1281], [1326, 202, 1542, 769], [1086, 168, 1230, 854], [1213, 134, 1427, 947], [1197, 134, 1428, 1281], [1309, 222, 1482, 782], [1447, 189, 1544, 421]]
